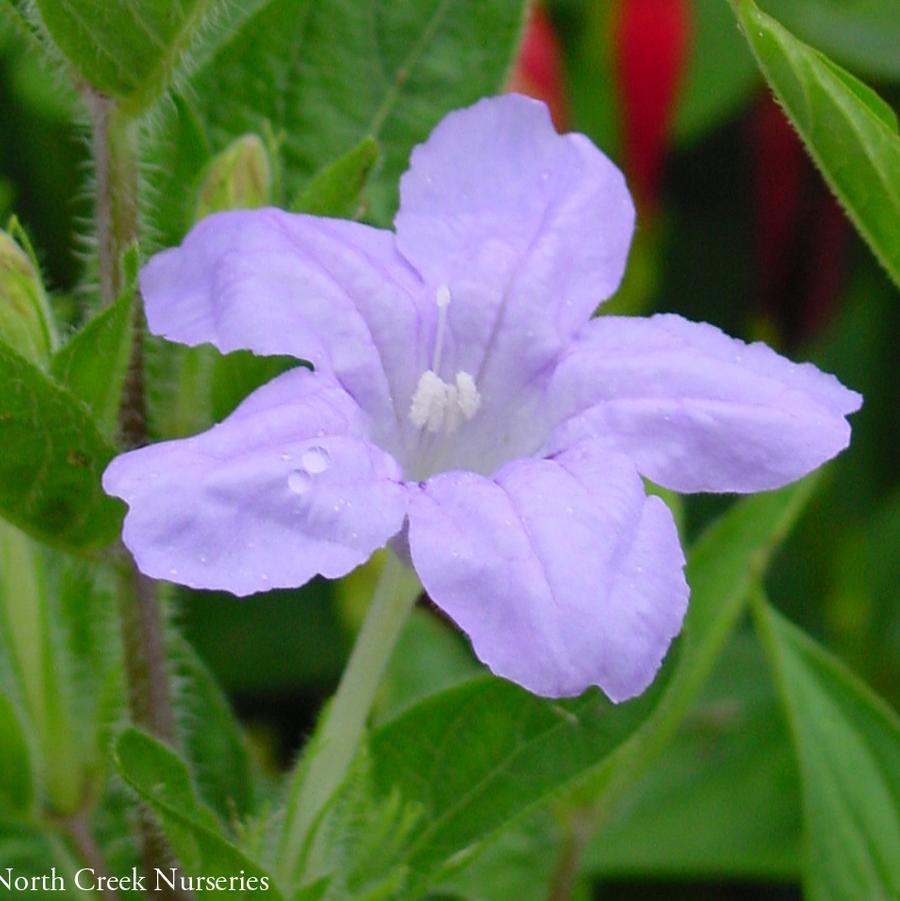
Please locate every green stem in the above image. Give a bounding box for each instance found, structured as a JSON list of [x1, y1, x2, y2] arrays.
[[279, 553, 422, 884], [56, 814, 121, 901], [89, 89, 175, 744], [89, 90, 185, 901], [89, 91, 138, 309]]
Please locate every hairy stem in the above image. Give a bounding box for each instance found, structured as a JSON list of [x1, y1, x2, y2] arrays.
[[279, 553, 422, 884], [58, 814, 121, 901], [89, 92, 138, 308], [117, 560, 176, 741], [89, 89, 175, 741], [89, 90, 184, 898]]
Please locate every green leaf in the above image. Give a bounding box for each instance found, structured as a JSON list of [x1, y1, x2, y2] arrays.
[[756, 0, 900, 82], [50, 259, 134, 436], [754, 600, 900, 901], [734, 0, 900, 287], [367, 666, 675, 897], [375, 609, 480, 725], [32, 0, 214, 112], [583, 632, 801, 880], [170, 633, 255, 822], [292, 137, 379, 219], [581, 476, 820, 810], [0, 341, 124, 552], [114, 727, 283, 897], [0, 691, 33, 815], [177, 0, 528, 223], [440, 483, 817, 898], [209, 350, 299, 424]]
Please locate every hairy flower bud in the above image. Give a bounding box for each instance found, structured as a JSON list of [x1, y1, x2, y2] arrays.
[[0, 227, 57, 366], [194, 134, 272, 220]]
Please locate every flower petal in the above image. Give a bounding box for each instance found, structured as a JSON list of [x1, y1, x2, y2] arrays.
[[545, 314, 862, 493], [140, 209, 427, 453], [394, 95, 633, 444], [407, 441, 687, 700], [103, 368, 407, 596]]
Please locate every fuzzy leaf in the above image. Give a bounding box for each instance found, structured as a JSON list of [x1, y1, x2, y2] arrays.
[[32, 0, 213, 112], [757, 0, 900, 82], [50, 260, 134, 437], [0, 341, 124, 552], [368, 667, 674, 897], [755, 601, 900, 901], [292, 137, 379, 219], [114, 727, 282, 897], [735, 0, 900, 286], [172, 0, 528, 224], [583, 633, 802, 880], [170, 633, 255, 823]]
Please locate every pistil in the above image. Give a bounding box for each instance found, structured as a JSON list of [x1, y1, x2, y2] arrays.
[[409, 285, 481, 435]]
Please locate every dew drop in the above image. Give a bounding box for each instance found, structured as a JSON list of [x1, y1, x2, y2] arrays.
[[169, 568, 178, 577], [280, 452, 292, 461], [301, 445, 330, 474], [261, 573, 269, 582], [288, 470, 312, 494], [199, 556, 208, 565]]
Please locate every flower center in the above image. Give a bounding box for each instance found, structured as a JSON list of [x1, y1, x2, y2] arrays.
[[408, 285, 481, 435]]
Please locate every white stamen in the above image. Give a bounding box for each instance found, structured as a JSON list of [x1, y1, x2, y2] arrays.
[[409, 370, 448, 432], [443, 383, 461, 434], [432, 284, 451, 372], [455, 371, 481, 419], [409, 368, 481, 435]]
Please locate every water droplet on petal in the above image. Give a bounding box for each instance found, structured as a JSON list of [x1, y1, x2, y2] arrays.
[[280, 452, 292, 461], [199, 556, 208, 565], [288, 470, 312, 494], [301, 445, 330, 474], [169, 568, 178, 576], [261, 573, 269, 582]]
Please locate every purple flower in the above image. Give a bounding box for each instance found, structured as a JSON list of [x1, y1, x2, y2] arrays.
[[103, 96, 860, 701]]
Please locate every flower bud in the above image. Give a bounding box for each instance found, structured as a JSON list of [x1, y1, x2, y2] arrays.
[[0, 228, 56, 366], [194, 134, 272, 220]]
